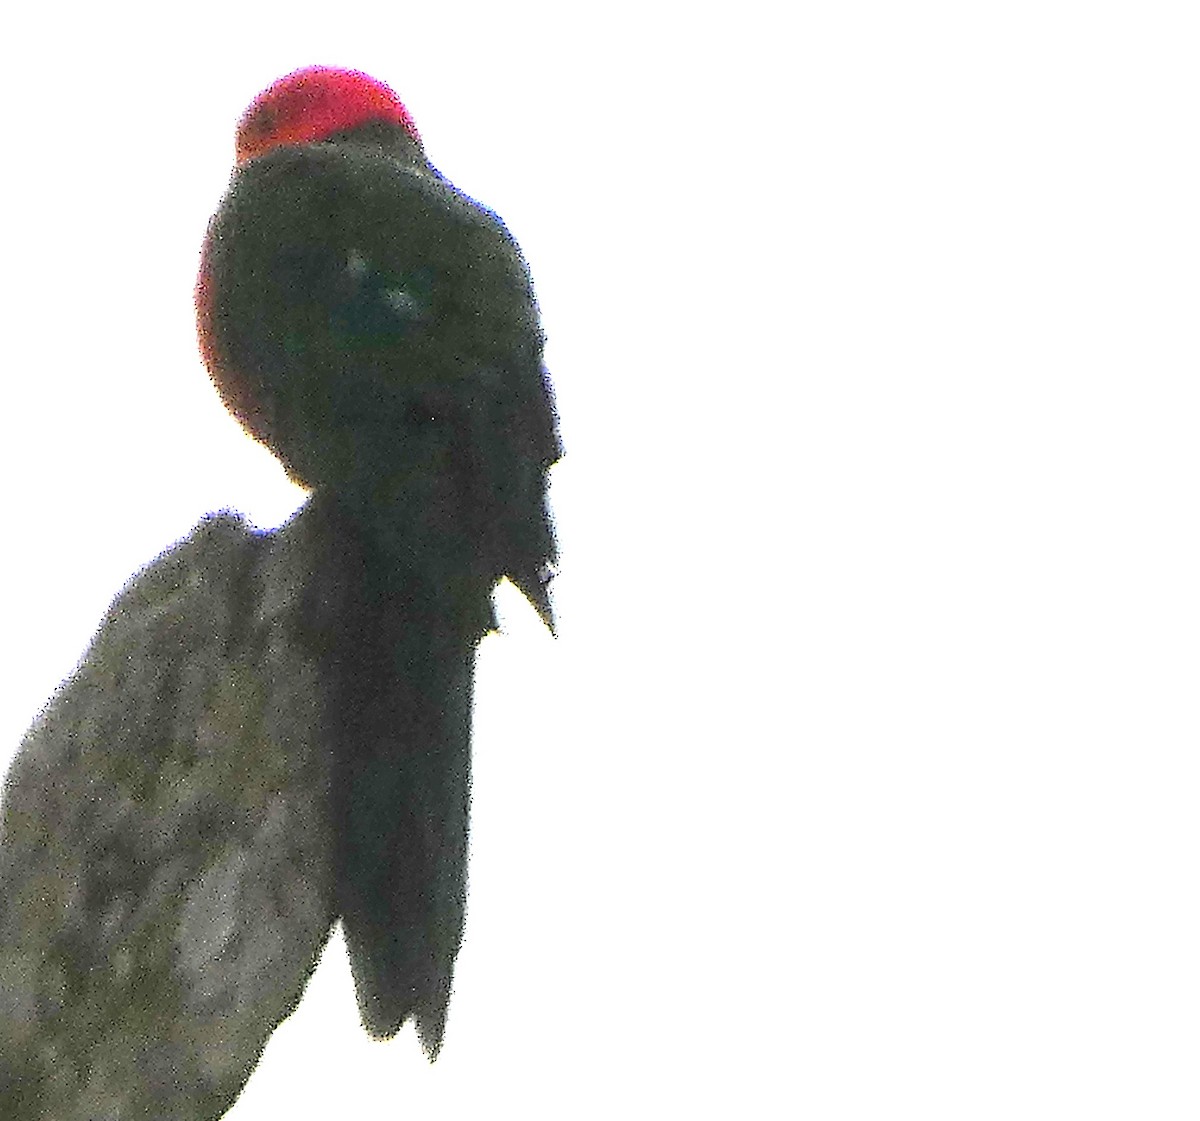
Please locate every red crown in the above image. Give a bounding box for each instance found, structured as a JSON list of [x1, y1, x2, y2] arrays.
[[236, 66, 420, 164]]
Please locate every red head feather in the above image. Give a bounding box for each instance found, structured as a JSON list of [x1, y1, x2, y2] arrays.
[[198, 67, 424, 460], [235, 66, 421, 165]]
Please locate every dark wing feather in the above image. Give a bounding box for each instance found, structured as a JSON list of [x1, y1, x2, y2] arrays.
[[203, 145, 559, 610], [197, 143, 561, 1060], [0, 513, 336, 1119]]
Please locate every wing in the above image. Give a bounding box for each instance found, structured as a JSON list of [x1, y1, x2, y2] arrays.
[[201, 144, 559, 618], [0, 513, 336, 1120], [199, 143, 560, 1059]]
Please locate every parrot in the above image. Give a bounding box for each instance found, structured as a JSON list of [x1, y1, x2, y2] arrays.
[[0, 65, 559, 1120]]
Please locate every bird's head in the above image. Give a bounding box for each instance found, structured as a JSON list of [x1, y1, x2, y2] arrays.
[[235, 66, 425, 167], [197, 68, 558, 629]]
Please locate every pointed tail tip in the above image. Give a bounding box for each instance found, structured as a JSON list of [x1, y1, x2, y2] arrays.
[[358, 1000, 445, 1060], [535, 594, 557, 638], [416, 1011, 448, 1062], [512, 568, 557, 637], [532, 590, 557, 638]]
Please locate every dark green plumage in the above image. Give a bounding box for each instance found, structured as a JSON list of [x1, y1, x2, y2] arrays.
[[204, 87, 559, 1051], [1, 66, 558, 1118], [203, 141, 557, 619], [203, 136, 559, 1051]]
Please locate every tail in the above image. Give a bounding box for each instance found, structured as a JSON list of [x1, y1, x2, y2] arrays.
[[332, 608, 475, 1058]]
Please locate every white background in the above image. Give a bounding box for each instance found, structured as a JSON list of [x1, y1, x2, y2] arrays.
[[1, 3, 1196, 1118]]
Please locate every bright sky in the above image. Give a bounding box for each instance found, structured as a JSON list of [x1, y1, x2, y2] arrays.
[[1, 4, 1196, 1117]]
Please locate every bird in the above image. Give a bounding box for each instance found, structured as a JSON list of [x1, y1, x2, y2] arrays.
[[0, 65, 559, 1120]]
